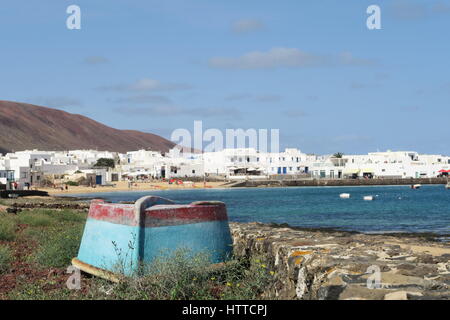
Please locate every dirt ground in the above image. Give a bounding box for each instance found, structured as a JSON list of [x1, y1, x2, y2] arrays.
[[0, 224, 66, 299]]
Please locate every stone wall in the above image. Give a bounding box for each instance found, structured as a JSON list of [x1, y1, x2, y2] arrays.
[[229, 222, 450, 300], [0, 190, 49, 198], [239, 177, 448, 188]]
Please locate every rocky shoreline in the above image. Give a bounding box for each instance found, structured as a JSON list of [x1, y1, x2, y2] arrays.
[[0, 198, 90, 214], [230, 222, 450, 300], [1, 198, 449, 300]]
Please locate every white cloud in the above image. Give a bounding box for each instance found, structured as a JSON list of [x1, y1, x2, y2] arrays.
[[390, 0, 450, 20], [224, 93, 282, 103], [26, 96, 83, 108], [209, 48, 375, 70], [284, 109, 308, 118], [111, 95, 172, 104], [209, 48, 324, 69], [224, 93, 252, 101], [114, 105, 241, 119], [232, 19, 264, 33], [97, 78, 192, 92], [254, 94, 282, 102]]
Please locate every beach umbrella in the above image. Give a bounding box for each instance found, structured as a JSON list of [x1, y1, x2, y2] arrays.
[[438, 169, 448, 173]]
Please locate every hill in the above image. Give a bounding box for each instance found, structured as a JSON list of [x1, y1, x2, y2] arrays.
[[0, 100, 175, 153]]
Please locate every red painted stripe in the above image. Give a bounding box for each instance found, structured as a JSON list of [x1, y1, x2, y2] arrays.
[[88, 201, 137, 225], [146, 204, 227, 221], [87, 200, 228, 227]]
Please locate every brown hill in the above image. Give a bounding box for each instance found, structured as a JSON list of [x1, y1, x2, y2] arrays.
[[0, 100, 175, 153]]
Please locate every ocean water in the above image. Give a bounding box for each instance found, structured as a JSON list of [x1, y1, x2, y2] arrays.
[[66, 185, 450, 234]]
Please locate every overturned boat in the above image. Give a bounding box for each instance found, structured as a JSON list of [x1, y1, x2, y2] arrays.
[[72, 196, 233, 280]]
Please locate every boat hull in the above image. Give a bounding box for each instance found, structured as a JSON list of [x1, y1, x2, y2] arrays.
[[74, 196, 233, 277]]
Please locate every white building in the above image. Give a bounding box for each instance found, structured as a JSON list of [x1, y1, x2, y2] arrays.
[[310, 150, 450, 179], [202, 148, 315, 179], [1, 147, 448, 189]]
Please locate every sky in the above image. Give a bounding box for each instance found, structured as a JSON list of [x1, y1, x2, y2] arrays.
[[1, 0, 450, 155]]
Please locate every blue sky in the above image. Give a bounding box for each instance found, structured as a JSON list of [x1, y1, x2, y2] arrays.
[[1, 0, 450, 155]]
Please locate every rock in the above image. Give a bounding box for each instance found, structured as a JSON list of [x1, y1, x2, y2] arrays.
[[229, 222, 450, 300], [398, 265, 437, 277], [317, 275, 347, 300], [361, 272, 429, 287], [416, 255, 436, 264], [384, 291, 408, 300], [397, 263, 416, 270], [6, 207, 20, 214], [339, 285, 390, 300]]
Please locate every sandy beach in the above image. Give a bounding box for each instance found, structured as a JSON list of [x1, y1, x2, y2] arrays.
[[41, 180, 229, 195]]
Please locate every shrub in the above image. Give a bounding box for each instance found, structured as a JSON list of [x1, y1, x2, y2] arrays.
[[94, 158, 115, 168], [65, 181, 79, 186], [18, 211, 55, 227], [53, 209, 86, 223], [0, 216, 17, 241], [7, 282, 77, 300], [35, 224, 84, 268], [89, 250, 274, 300], [0, 245, 12, 274], [19, 209, 85, 226]]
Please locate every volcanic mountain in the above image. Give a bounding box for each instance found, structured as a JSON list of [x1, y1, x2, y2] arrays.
[[0, 100, 176, 153]]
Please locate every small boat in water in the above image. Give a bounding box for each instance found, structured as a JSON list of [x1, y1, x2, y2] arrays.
[[72, 195, 233, 280], [446, 182, 450, 190], [411, 184, 421, 189], [363, 195, 374, 201], [340, 193, 351, 199]]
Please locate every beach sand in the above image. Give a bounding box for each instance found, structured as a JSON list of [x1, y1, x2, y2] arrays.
[[41, 180, 229, 195]]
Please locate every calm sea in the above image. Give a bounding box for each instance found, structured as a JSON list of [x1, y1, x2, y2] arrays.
[[66, 185, 450, 234]]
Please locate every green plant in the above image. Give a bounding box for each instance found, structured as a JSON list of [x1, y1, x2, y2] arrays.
[[19, 209, 85, 226], [7, 282, 79, 300], [48, 209, 86, 223], [34, 224, 84, 268], [18, 211, 55, 227], [0, 244, 12, 274], [94, 158, 115, 168], [89, 250, 274, 300], [65, 181, 79, 186], [0, 215, 17, 241]]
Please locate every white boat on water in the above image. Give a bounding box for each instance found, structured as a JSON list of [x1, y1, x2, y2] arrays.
[[340, 193, 351, 199], [411, 184, 421, 189]]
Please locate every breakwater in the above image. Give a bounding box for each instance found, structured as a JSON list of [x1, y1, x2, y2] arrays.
[[0, 190, 49, 198], [230, 222, 450, 300], [233, 177, 448, 188]]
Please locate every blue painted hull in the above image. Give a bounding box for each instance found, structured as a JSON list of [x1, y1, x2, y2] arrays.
[[77, 218, 233, 276]]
